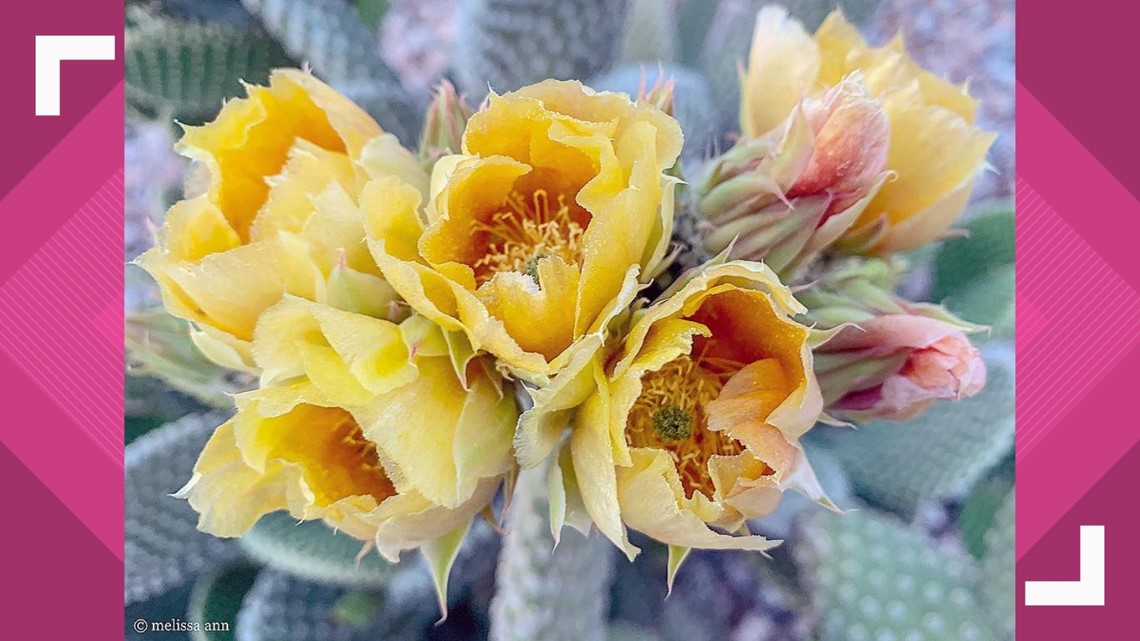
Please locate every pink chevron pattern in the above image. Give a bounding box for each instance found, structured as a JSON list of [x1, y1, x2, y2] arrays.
[[0, 170, 125, 464], [0, 2, 125, 636], [1017, 65, 1140, 634], [1015, 178, 1140, 457]]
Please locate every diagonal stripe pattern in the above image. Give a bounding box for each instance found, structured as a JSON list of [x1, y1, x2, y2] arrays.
[[0, 170, 125, 464]]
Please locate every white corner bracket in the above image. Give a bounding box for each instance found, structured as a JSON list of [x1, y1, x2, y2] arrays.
[[1025, 525, 1105, 606], [35, 35, 116, 116]]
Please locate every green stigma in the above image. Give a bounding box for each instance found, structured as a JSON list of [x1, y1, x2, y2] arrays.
[[652, 406, 693, 442], [523, 253, 548, 280]]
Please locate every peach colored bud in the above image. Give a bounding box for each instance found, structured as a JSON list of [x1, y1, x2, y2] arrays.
[[816, 314, 986, 422]]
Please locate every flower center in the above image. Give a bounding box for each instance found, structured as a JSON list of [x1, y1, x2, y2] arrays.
[[472, 189, 585, 286], [308, 409, 397, 505], [626, 352, 747, 499], [652, 406, 694, 441]]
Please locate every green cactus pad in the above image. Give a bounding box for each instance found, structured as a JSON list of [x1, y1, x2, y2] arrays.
[[126, 309, 254, 410], [608, 622, 663, 641], [241, 0, 398, 84], [239, 512, 401, 588], [125, 18, 293, 124], [932, 208, 1015, 302], [813, 344, 1015, 516], [979, 491, 1015, 638], [956, 474, 1013, 560], [187, 562, 261, 641], [488, 466, 615, 641], [619, 0, 677, 64], [233, 570, 430, 641], [453, 0, 630, 99], [240, 0, 422, 143], [794, 508, 998, 641], [943, 263, 1015, 341]]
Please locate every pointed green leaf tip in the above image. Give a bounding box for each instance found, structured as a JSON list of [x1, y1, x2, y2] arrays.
[[421, 521, 472, 621], [666, 545, 691, 596]]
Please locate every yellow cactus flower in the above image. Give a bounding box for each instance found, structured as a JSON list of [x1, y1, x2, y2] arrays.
[[521, 261, 831, 559], [179, 299, 518, 560], [250, 297, 518, 510], [740, 8, 996, 254], [178, 387, 500, 561], [137, 69, 428, 370], [369, 80, 683, 382]]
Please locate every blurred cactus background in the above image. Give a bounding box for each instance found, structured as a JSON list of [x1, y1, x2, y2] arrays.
[[124, 0, 1015, 640]]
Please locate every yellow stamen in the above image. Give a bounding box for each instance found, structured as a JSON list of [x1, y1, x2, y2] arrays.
[[472, 189, 585, 285], [626, 352, 747, 499]]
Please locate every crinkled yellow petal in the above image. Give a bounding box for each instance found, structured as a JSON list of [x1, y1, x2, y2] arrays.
[[160, 196, 241, 262], [615, 261, 806, 377], [853, 83, 995, 252], [138, 70, 440, 371], [361, 176, 427, 263], [480, 258, 580, 359], [248, 140, 359, 241], [515, 335, 606, 468], [177, 69, 380, 240], [871, 173, 977, 255], [374, 240, 641, 381], [357, 133, 430, 198], [616, 449, 780, 551], [178, 421, 278, 538], [295, 183, 379, 277], [574, 122, 670, 336], [420, 156, 531, 268], [813, 11, 867, 87], [252, 297, 417, 407], [814, 13, 977, 123], [138, 234, 322, 345], [571, 365, 638, 560], [741, 6, 821, 138], [179, 398, 394, 541], [370, 478, 500, 562], [355, 356, 516, 509]]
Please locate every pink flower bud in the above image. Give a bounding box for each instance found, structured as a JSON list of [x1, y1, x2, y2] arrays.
[[696, 78, 890, 280], [817, 314, 987, 422]]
